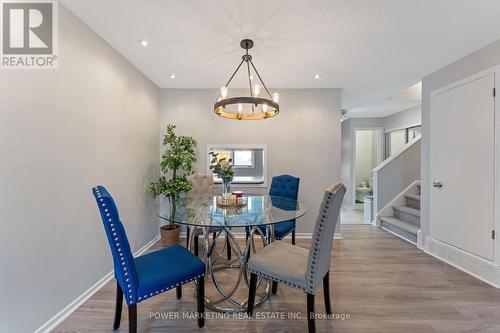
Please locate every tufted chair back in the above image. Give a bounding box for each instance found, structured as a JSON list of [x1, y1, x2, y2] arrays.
[[187, 173, 215, 202], [269, 174, 300, 201], [92, 186, 139, 305], [305, 183, 345, 294]]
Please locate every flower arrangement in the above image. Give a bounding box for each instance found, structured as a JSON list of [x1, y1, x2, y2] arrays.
[[209, 152, 234, 181]]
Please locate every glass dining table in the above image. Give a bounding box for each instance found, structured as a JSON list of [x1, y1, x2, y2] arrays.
[[157, 194, 306, 312]]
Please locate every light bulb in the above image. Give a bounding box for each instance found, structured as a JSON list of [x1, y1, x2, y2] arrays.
[[237, 103, 243, 114], [272, 92, 279, 103], [250, 75, 254, 80], [220, 86, 228, 99], [252, 84, 261, 97], [262, 104, 268, 112]]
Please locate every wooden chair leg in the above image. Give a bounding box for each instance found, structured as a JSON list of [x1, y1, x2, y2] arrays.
[[292, 229, 296, 245], [247, 273, 258, 316], [186, 226, 190, 248], [323, 271, 332, 315], [194, 235, 199, 257], [271, 281, 278, 295], [226, 235, 232, 260], [197, 277, 205, 328], [128, 304, 137, 333], [176, 285, 182, 300], [113, 283, 123, 329], [307, 293, 316, 333]]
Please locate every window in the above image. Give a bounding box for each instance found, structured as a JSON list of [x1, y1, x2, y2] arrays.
[[233, 150, 254, 168], [385, 125, 421, 158], [408, 126, 421, 141], [207, 145, 267, 186]]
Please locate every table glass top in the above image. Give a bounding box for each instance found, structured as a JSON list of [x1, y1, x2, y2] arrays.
[[157, 195, 306, 228]]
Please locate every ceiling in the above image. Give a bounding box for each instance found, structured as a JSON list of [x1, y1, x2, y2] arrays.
[[61, 0, 500, 117]]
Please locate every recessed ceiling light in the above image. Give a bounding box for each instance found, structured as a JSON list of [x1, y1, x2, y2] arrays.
[[170, 74, 176, 79], [139, 40, 148, 47], [314, 74, 321, 79]]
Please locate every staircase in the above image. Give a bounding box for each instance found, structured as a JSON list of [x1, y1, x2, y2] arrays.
[[380, 184, 420, 244]]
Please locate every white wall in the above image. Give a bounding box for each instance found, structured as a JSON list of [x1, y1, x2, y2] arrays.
[[355, 130, 374, 186], [384, 105, 421, 132], [160, 89, 342, 234], [421, 38, 500, 240], [0, 6, 160, 332]]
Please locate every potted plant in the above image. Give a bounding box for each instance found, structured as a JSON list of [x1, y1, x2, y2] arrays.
[[209, 152, 234, 198], [150, 124, 196, 247]]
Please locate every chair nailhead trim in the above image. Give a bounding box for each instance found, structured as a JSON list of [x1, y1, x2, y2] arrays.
[[247, 268, 311, 293], [94, 187, 207, 305], [139, 274, 205, 301]]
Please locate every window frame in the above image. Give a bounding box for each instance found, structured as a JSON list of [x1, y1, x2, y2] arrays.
[[206, 144, 267, 187], [385, 125, 422, 158]]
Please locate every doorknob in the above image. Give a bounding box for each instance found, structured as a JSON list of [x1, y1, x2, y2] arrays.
[[433, 182, 443, 188]]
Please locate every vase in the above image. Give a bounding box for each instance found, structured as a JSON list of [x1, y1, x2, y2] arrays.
[[222, 179, 232, 198]]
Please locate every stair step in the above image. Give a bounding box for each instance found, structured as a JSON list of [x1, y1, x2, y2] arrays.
[[404, 194, 421, 209], [380, 216, 418, 234], [392, 206, 420, 227], [405, 194, 420, 201], [393, 205, 420, 216], [380, 216, 418, 244]]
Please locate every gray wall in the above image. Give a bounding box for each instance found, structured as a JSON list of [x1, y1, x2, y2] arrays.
[[0, 6, 160, 332], [384, 105, 421, 132], [374, 139, 421, 213], [341, 118, 385, 209], [160, 89, 342, 233], [421, 38, 500, 239]]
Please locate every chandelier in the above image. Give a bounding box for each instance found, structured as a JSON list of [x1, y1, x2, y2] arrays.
[[214, 39, 279, 120]]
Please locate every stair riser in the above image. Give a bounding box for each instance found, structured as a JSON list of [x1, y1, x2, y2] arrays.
[[381, 222, 417, 244], [405, 197, 420, 210], [393, 210, 420, 227]]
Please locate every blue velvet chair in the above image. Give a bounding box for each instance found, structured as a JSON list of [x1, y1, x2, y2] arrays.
[[92, 186, 205, 333], [260, 174, 300, 244]]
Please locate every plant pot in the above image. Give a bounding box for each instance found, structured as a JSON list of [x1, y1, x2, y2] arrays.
[[160, 224, 180, 247]]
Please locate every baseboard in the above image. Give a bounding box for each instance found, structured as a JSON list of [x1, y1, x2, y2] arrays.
[[381, 225, 417, 246], [34, 234, 160, 333], [424, 236, 500, 288], [417, 230, 424, 249]]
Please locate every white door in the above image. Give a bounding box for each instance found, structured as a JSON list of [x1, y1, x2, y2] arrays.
[[431, 73, 495, 261]]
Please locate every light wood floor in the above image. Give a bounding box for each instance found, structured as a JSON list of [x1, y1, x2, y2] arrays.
[[55, 225, 500, 332]]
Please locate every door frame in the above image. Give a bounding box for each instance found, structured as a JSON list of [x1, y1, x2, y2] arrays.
[[429, 64, 499, 265], [351, 127, 385, 210]]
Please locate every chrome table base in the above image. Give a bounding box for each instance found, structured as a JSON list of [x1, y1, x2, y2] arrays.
[[188, 224, 274, 312]]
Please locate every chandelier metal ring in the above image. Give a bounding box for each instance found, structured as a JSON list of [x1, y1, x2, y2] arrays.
[[213, 39, 280, 120]]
